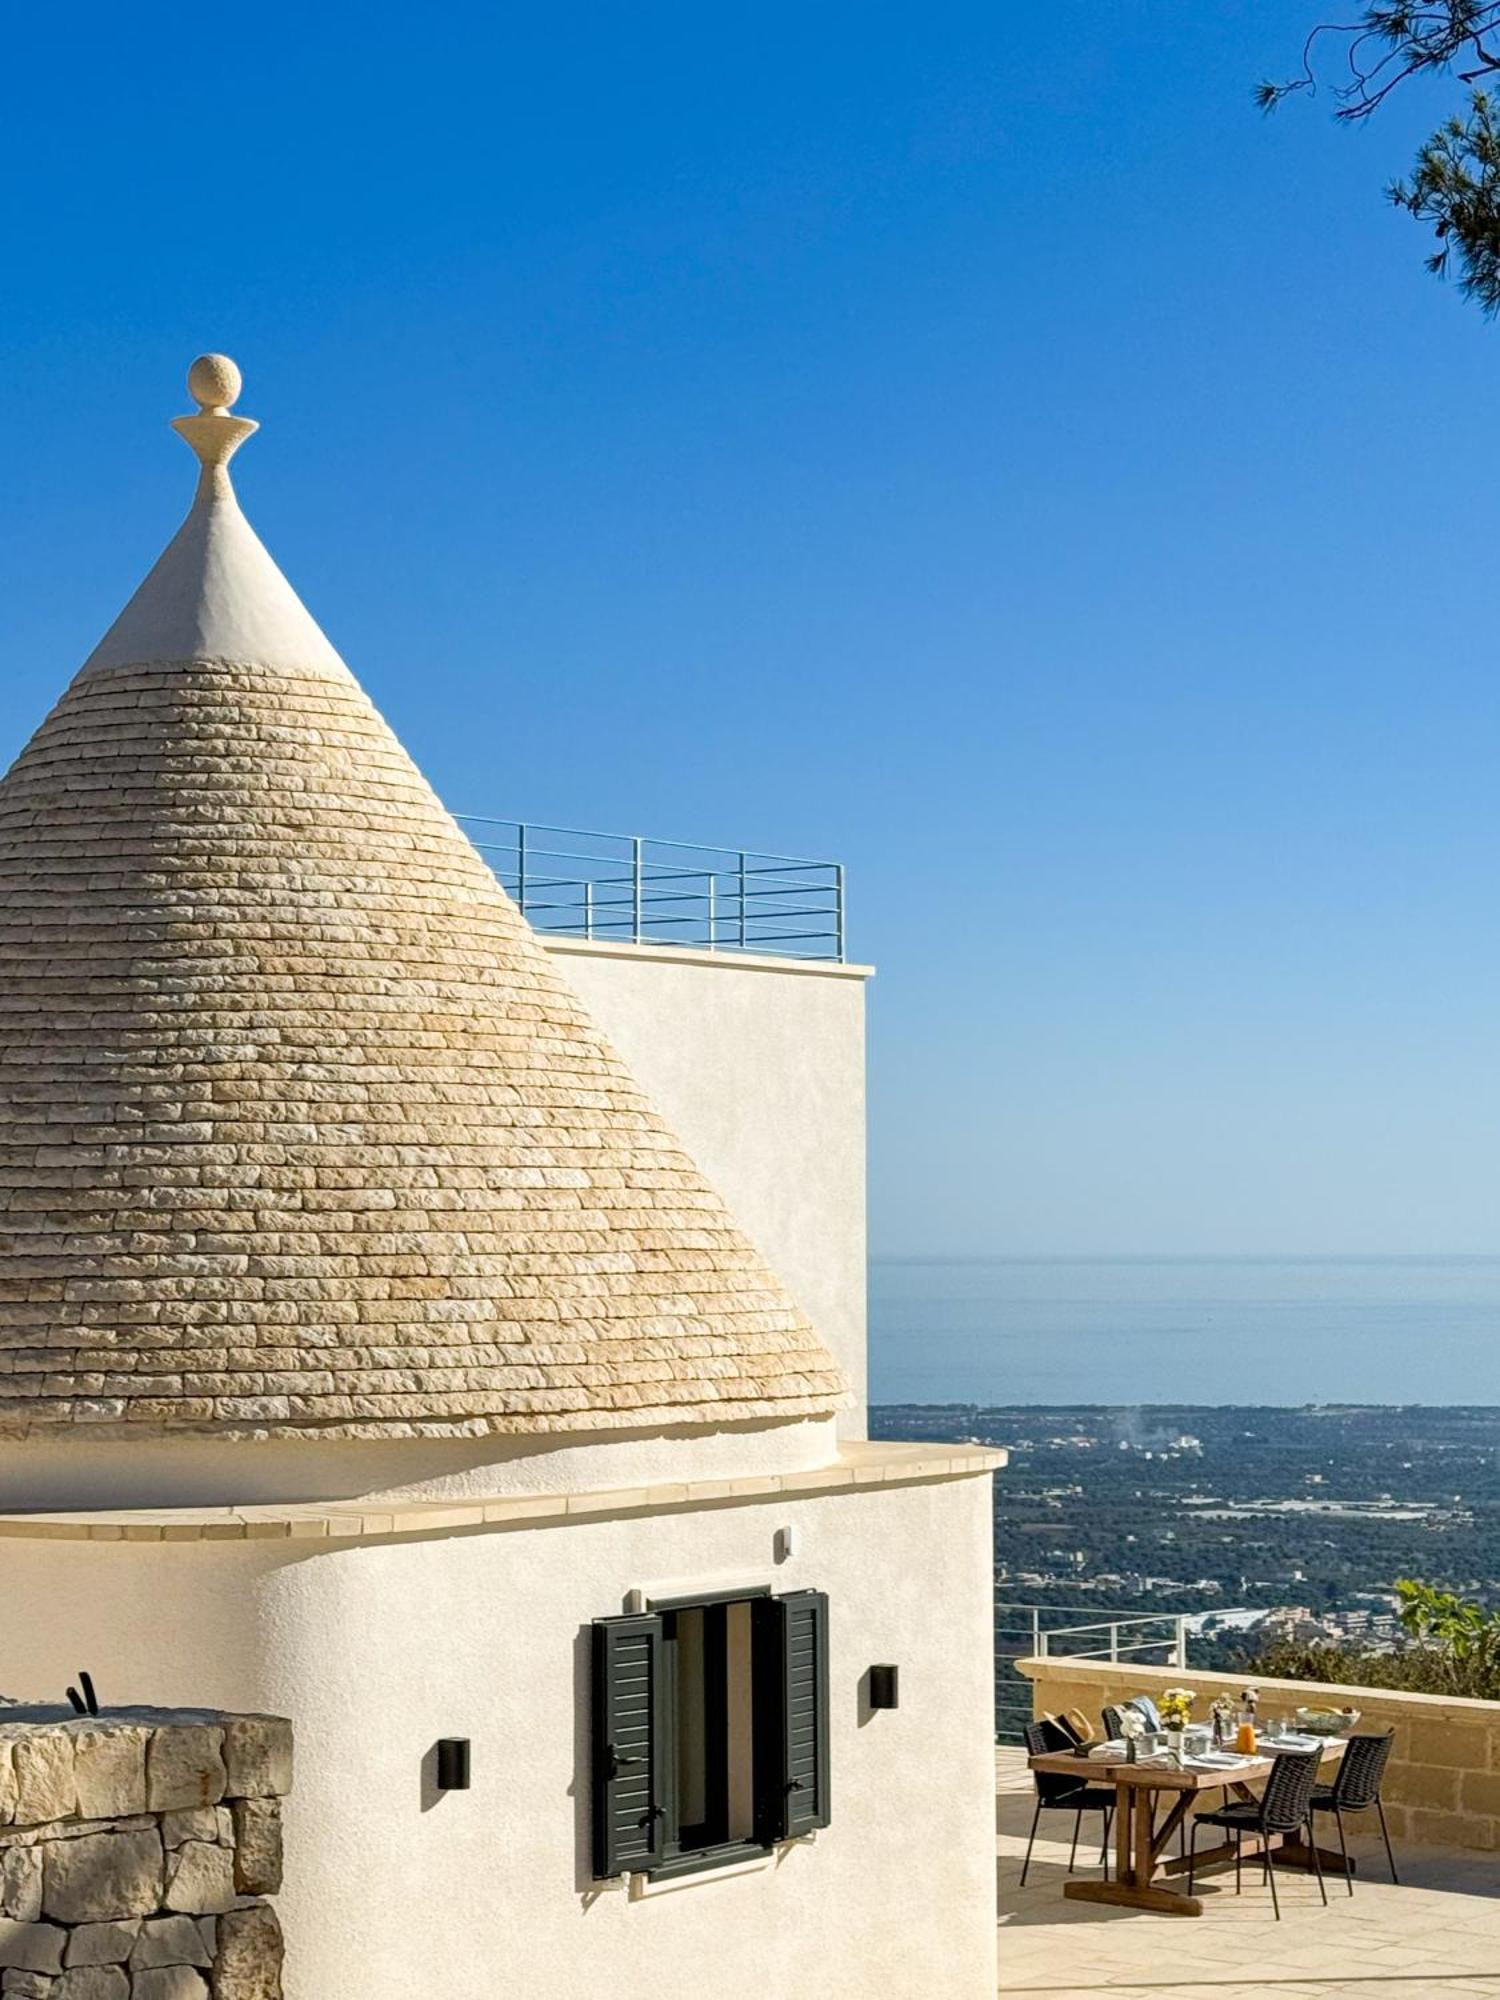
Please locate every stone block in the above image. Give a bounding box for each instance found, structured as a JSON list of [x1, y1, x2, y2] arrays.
[[218, 1723, 290, 1804], [53, 1972, 127, 2000], [0, 1924, 64, 1974], [133, 1972, 207, 2000], [11, 1741, 72, 1830], [208, 1906, 281, 2000], [146, 1735, 224, 1816], [1397, 1762, 1460, 1811], [1401, 1722, 1489, 1771], [227, 1806, 279, 1900], [1461, 1768, 1500, 1818], [1, 1853, 41, 1923], [42, 1831, 163, 1924], [0, 1747, 19, 1828], [62, 1925, 138, 1969], [161, 1847, 234, 1919], [1407, 1805, 1494, 1849], [130, 1920, 210, 1971], [2, 1972, 55, 1998], [70, 1732, 147, 1825], [158, 1817, 216, 1855]]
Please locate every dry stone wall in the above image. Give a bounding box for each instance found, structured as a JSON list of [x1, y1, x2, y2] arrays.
[[0, 1709, 289, 1999]]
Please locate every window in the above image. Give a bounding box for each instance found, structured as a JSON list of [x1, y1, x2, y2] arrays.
[[591, 1588, 830, 1881]]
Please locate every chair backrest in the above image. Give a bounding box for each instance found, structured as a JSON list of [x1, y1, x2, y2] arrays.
[[1101, 1705, 1125, 1740], [1332, 1732, 1394, 1810], [1127, 1693, 1163, 1731], [1025, 1718, 1088, 1804], [1259, 1746, 1321, 1834]]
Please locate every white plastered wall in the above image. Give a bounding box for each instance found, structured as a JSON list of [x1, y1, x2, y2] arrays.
[[0, 1474, 995, 2000], [547, 940, 870, 1432]]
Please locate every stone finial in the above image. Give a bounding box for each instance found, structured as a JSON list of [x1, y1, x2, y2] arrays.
[[171, 354, 258, 496], [186, 353, 242, 414]]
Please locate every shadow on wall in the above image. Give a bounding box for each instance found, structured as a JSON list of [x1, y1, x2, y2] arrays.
[[573, 1622, 605, 1903]]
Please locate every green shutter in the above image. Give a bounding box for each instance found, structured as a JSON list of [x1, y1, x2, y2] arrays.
[[769, 1589, 831, 1838], [591, 1613, 666, 1877]]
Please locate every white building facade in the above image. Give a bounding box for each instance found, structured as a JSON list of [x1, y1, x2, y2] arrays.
[[0, 359, 1000, 1998]]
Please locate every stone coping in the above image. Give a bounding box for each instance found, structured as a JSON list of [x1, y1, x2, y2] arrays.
[[0, 1440, 1003, 1545], [1020, 1653, 1500, 1727], [542, 936, 875, 980]]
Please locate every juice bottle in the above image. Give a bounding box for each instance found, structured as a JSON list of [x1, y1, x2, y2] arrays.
[[1235, 1717, 1258, 1755]]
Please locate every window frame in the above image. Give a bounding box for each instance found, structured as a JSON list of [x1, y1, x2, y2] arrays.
[[658, 1589, 770, 1877], [592, 1583, 828, 1884]]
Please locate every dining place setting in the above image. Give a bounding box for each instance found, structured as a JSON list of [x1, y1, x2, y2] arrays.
[[1022, 1687, 1397, 1919]]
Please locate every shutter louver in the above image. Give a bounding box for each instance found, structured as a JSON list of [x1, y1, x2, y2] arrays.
[[591, 1613, 666, 1878], [770, 1589, 831, 1838]]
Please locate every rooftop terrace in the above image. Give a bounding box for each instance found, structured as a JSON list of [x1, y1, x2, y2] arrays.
[[457, 815, 847, 961], [997, 1745, 1500, 1999]]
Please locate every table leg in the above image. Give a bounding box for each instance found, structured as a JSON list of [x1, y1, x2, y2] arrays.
[[1135, 1789, 1155, 1887], [1064, 1787, 1204, 1916]]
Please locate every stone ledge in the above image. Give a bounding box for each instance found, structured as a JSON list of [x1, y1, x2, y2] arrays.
[[1018, 1653, 1500, 1728], [542, 936, 875, 981], [0, 1441, 1003, 1545]]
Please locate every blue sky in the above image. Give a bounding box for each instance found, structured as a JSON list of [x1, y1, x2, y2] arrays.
[[2, 3, 1497, 1257]]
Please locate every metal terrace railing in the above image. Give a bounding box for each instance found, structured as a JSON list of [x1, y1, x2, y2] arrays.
[[456, 818, 846, 963], [994, 1603, 1192, 1743]]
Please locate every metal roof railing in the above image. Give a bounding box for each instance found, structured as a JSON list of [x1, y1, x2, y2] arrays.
[[456, 817, 845, 963], [994, 1603, 1199, 1743]]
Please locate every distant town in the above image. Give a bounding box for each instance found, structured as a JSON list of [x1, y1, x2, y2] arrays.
[[871, 1402, 1500, 1700]]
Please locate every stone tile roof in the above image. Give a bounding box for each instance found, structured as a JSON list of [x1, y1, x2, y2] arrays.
[[0, 359, 847, 1439]]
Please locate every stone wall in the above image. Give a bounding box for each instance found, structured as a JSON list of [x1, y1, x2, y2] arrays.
[[1021, 1655, 1500, 1853], [0, 1707, 290, 1999]]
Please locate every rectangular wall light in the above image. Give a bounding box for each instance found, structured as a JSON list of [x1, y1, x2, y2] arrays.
[[437, 1738, 471, 1790]]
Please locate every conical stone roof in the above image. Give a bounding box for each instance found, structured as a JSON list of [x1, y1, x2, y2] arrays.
[[0, 357, 846, 1440]]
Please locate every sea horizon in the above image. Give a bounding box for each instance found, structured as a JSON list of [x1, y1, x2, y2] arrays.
[[868, 1253, 1500, 1408]]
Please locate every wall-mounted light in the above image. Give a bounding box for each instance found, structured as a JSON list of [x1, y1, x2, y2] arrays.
[[437, 1738, 471, 1790], [869, 1665, 900, 1710], [775, 1524, 801, 1562]]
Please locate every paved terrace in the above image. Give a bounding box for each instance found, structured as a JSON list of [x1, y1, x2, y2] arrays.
[[997, 1747, 1500, 2000]]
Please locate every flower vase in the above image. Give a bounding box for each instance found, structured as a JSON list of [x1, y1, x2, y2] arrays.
[[1164, 1728, 1184, 1758]]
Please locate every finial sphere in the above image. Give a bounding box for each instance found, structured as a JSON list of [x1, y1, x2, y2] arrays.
[[187, 353, 242, 413]]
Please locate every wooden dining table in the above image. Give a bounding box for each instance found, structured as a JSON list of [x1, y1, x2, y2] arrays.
[[1027, 1738, 1350, 1916]]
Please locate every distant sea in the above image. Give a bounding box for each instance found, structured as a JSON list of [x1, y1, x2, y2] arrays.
[[868, 1257, 1500, 1407]]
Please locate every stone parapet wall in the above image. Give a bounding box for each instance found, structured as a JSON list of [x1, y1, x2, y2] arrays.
[[0, 1707, 290, 1999], [1020, 1656, 1500, 1853]]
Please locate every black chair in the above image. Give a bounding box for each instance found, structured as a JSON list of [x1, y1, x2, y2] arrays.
[[1187, 1746, 1327, 1920], [1020, 1719, 1115, 1888], [1101, 1704, 1125, 1740], [1311, 1732, 1398, 1892]]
